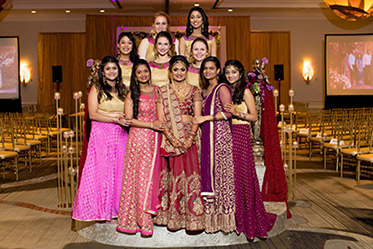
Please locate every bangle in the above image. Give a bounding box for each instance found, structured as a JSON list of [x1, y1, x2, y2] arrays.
[[114, 117, 118, 123], [213, 114, 217, 121], [150, 122, 154, 129], [221, 112, 227, 120]]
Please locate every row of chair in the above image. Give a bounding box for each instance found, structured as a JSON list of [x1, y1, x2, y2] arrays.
[[293, 107, 373, 186]]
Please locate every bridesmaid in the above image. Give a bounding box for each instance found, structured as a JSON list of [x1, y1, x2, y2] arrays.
[[138, 12, 179, 62], [117, 32, 139, 88], [193, 56, 235, 233], [223, 60, 276, 240], [116, 59, 164, 236], [179, 7, 216, 59], [149, 31, 174, 87], [186, 37, 209, 89], [72, 56, 131, 223]]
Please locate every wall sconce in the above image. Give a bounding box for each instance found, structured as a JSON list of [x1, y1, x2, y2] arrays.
[[20, 62, 31, 84], [302, 60, 314, 84]]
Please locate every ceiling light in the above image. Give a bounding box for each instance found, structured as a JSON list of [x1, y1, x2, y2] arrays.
[[228, 9, 233, 12], [194, 3, 199, 7], [31, 10, 36, 14], [65, 9, 71, 13], [323, 0, 373, 21], [100, 9, 105, 13]]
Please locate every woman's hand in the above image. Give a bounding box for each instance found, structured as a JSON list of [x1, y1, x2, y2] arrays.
[[182, 139, 193, 151], [224, 103, 236, 115], [152, 120, 165, 131], [117, 117, 132, 127], [193, 116, 207, 125]]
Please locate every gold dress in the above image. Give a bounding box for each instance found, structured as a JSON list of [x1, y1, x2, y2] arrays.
[[186, 66, 201, 89], [119, 62, 133, 88], [150, 61, 170, 87]]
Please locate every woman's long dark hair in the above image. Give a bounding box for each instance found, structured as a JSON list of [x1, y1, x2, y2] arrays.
[[130, 59, 151, 119], [222, 60, 247, 104], [117, 32, 139, 63], [186, 7, 209, 39], [97, 56, 126, 103], [199, 56, 221, 90]]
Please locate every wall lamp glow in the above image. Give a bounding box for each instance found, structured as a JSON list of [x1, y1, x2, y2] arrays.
[[20, 62, 31, 84], [302, 60, 314, 84]]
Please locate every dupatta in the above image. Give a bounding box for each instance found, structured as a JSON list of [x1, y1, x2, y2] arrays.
[[159, 85, 187, 156]]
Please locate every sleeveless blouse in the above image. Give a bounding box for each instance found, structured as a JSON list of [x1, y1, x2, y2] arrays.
[[232, 101, 250, 125], [150, 61, 170, 87], [119, 62, 133, 87], [186, 66, 201, 89], [97, 92, 124, 117]]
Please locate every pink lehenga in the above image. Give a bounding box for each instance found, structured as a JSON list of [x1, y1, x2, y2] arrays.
[[116, 89, 161, 236], [72, 92, 128, 221], [154, 85, 205, 231]]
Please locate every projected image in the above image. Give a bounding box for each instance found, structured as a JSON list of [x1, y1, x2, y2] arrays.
[[326, 34, 373, 96], [0, 37, 19, 99]]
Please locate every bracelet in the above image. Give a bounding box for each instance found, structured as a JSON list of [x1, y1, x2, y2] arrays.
[[114, 117, 118, 123], [213, 114, 217, 121], [221, 112, 227, 120], [150, 122, 154, 129]]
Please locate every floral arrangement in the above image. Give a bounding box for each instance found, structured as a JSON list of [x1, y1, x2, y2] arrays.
[[86, 58, 101, 87], [247, 57, 274, 102]]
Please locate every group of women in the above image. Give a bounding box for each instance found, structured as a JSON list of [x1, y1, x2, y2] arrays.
[[72, 7, 276, 241]]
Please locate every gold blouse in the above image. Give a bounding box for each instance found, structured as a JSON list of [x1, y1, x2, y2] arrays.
[[150, 61, 170, 87], [120, 63, 132, 87], [232, 101, 250, 125], [186, 66, 201, 89], [145, 38, 156, 62], [97, 92, 125, 117]]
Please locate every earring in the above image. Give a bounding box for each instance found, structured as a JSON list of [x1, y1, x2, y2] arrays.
[[117, 47, 121, 57], [103, 76, 107, 85], [189, 26, 193, 34], [201, 25, 204, 34]]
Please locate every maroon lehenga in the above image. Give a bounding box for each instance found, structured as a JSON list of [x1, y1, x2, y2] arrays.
[[154, 85, 204, 231], [200, 83, 236, 233], [232, 106, 276, 238]]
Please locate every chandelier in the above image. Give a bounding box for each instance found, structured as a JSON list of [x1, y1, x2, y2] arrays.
[[323, 0, 373, 21]]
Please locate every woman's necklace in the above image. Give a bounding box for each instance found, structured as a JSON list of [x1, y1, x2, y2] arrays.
[[172, 81, 188, 101]]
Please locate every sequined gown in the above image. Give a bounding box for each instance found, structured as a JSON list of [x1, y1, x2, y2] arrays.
[[116, 88, 161, 236], [232, 100, 276, 239], [72, 92, 128, 221]]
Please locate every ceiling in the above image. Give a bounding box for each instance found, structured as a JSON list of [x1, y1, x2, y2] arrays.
[[2, 0, 329, 15]]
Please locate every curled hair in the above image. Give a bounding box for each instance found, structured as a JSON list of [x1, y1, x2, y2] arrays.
[[130, 59, 151, 119], [117, 32, 139, 63], [154, 31, 175, 58], [97, 56, 126, 103], [189, 37, 209, 63], [222, 60, 247, 104], [186, 7, 209, 39], [199, 56, 221, 90], [151, 12, 171, 36]]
